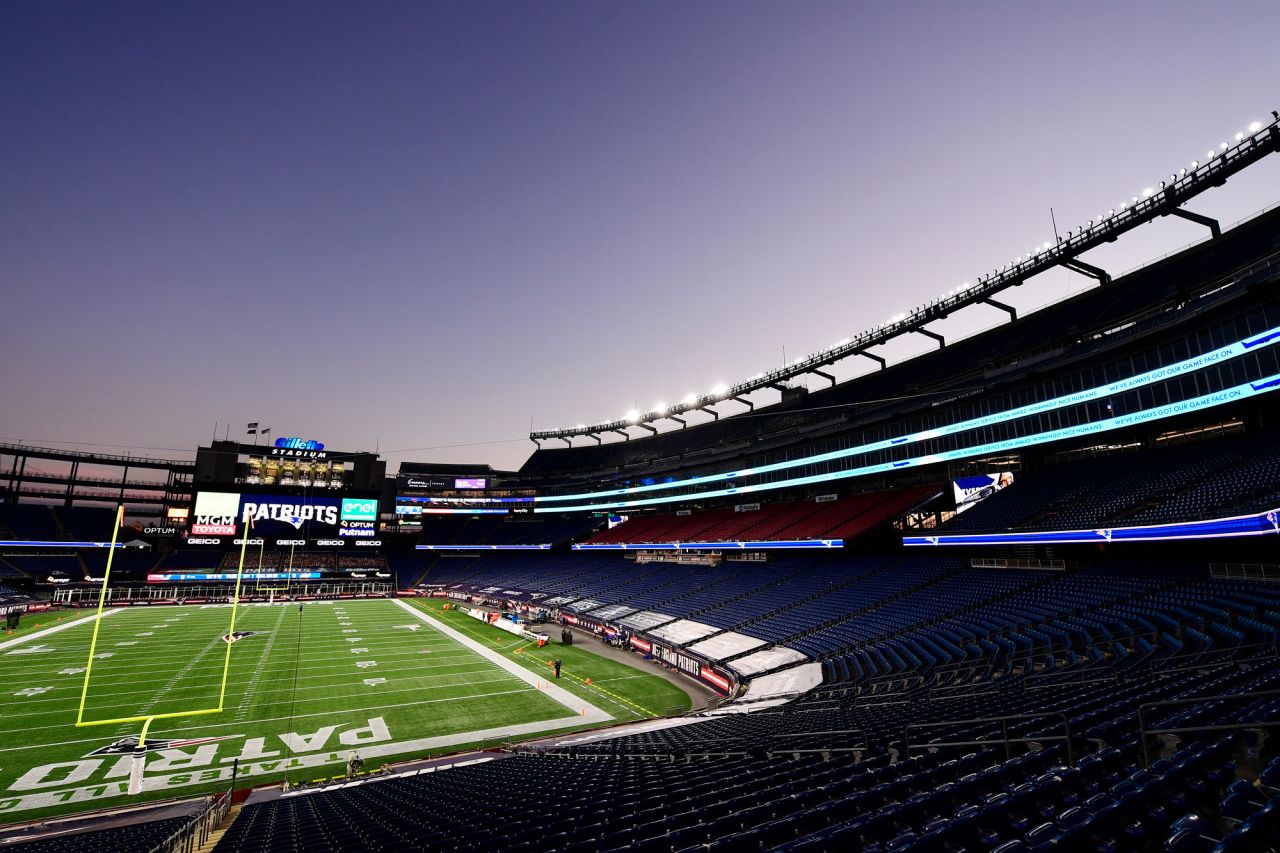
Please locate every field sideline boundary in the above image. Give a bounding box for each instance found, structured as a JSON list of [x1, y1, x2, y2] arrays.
[[392, 599, 612, 724], [0, 609, 120, 652]]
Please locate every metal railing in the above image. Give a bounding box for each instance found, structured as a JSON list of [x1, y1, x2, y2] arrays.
[[1025, 667, 1120, 692], [0, 441, 192, 468], [929, 681, 1001, 701], [55, 582, 394, 604], [1150, 640, 1278, 675], [1210, 562, 1280, 582], [971, 557, 1067, 571], [150, 792, 232, 853], [1137, 688, 1280, 767], [905, 712, 1075, 766]]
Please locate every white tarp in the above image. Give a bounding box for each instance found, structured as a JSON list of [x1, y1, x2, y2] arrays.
[[649, 619, 718, 645], [619, 611, 675, 631], [727, 646, 809, 677], [738, 662, 823, 702], [588, 604, 638, 621], [686, 631, 766, 661]]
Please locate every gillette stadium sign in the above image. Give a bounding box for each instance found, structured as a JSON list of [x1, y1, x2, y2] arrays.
[[269, 436, 326, 458]]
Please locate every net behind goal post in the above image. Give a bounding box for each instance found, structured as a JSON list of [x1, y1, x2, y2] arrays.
[[74, 505, 251, 794], [252, 538, 298, 603]]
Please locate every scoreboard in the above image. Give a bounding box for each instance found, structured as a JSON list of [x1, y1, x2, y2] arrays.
[[393, 473, 534, 528], [188, 490, 380, 547]]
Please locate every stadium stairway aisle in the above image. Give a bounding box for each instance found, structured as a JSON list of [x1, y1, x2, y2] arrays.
[[194, 803, 244, 853]]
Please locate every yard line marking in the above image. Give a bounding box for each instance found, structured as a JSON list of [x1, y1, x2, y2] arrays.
[[114, 633, 226, 734], [393, 599, 612, 724], [0, 637, 467, 676], [233, 603, 288, 723], [0, 656, 517, 714], [562, 670, 656, 718], [0, 685, 545, 750], [0, 609, 121, 652]]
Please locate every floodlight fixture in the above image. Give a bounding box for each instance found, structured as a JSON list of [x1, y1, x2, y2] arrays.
[[530, 112, 1280, 442]]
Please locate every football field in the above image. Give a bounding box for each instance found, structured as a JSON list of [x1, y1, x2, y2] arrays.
[[0, 598, 690, 823]]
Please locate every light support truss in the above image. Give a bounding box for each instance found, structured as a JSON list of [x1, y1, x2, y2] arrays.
[[530, 117, 1280, 443], [573, 539, 843, 551], [439, 324, 1280, 511], [535, 369, 1280, 513]]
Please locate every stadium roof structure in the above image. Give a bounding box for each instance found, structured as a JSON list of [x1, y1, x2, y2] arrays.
[[531, 114, 1280, 446]]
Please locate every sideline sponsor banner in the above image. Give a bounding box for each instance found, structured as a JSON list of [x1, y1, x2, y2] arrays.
[[146, 572, 323, 583], [645, 638, 735, 695], [573, 539, 842, 551]]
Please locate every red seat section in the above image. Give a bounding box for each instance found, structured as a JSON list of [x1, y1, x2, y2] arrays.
[[585, 486, 940, 544]]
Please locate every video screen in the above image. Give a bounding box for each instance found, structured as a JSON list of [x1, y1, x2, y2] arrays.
[[245, 455, 344, 488], [952, 472, 1015, 514], [454, 477, 488, 490], [191, 491, 378, 538]]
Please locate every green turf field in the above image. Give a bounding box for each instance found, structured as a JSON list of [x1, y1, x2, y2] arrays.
[[0, 598, 690, 823]]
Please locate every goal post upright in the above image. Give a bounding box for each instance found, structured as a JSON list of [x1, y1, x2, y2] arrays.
[[258, 538, 297, 601], [73, 504, 125, 727], [74, 506, 252, 757]]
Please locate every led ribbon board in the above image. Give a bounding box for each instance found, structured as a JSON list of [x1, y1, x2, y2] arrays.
[[572, 539, 843, 551], [537, 374, 1280, 513], [903, 507, 1280, 546], [397, 506, 511, 515], [145, 571, 322, 582], [529, 327, 1280, 505], [415, 544, 552, 551], [0, 540, 123, 548], [416, 327, 1280, 509]]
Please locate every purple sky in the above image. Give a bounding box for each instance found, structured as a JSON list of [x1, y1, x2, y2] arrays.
[[3, 1, 1279, 472]]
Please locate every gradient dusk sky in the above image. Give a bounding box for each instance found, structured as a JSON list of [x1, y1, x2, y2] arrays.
[[3, 1, 1279, 472]]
